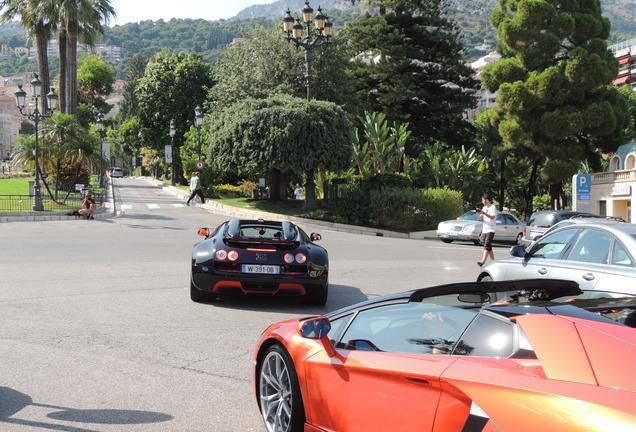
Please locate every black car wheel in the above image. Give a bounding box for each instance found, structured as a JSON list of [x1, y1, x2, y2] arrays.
[[257, 344, 305, 432], [440, 238, 453, 244], [516, 233, 523, 245], [190, 279, 217, 303], [480, 275, 493, 282], [473, 240, 481, 246], [305, 283, 328, 306]]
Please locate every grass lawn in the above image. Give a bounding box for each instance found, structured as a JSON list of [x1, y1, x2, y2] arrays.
[[0, 178, 31, 195]]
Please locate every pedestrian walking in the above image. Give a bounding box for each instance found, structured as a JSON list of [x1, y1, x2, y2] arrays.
[[186, 171, 205, 206], [477, 193, 497, 267]]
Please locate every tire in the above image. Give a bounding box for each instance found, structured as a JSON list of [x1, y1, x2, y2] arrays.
[[479, 275, 493, 282], [257, 344, 305, 432], [473, 240, 481, 246], [515, 233, 523, 245], [440, 238, 453, 244], [190, 279, 216, 303], [305, 283, 328, 306]]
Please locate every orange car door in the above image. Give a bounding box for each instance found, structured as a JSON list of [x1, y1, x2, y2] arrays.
[[304, 349, 456, 432], [303, 302, 477, 432]]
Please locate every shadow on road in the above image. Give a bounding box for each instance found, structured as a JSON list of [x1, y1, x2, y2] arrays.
[[0, 386, 173, 432], [202, 284, 369, 314]]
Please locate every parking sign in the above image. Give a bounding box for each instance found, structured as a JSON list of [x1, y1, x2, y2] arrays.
[[577, 174, 591, 194]]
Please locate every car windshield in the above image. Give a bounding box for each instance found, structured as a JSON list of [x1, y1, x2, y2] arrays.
[[529, 213, 555, 228], [459, 211, 479, 221], [553, 291, 636, 328]]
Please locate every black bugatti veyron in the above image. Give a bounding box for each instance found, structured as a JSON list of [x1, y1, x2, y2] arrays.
[[191, 219, 329, 305]]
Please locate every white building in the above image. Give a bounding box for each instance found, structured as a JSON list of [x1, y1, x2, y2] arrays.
[[466, 51, 501, 120]]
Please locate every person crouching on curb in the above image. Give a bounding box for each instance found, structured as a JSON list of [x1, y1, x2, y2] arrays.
[[186, 171, 205, 206], [79, 192, 96, 220], [477, 193, 497, 267]]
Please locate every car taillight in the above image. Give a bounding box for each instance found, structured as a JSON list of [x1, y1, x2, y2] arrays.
[[228, 250, 239, 262], [215, 250, 228, 261], [295, 253, 307, 264], [524, 227, 527, 237], [284, 253, 295, 264]]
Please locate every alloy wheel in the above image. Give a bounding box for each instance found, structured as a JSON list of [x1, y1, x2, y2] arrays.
[[259, 351, 293, 432]]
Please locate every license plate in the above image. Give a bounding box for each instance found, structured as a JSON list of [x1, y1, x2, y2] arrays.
[[241, 264, 280, 274]]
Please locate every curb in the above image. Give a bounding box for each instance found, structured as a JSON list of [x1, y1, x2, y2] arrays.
[[0, 176, 116, 223], [136, 177, 439, 240]]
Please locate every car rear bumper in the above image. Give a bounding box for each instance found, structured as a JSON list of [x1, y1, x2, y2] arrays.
[[192, 271, 327, 297]]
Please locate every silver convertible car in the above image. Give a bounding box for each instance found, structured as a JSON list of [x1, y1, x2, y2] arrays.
[[437, 210, 525, 245], [478, 222, 636, 295]]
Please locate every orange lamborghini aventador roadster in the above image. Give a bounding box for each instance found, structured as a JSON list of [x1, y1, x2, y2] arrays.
[[253, 279, 636, 432]]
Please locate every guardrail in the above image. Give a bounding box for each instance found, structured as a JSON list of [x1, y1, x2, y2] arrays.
[[0, 192, 104, 213]]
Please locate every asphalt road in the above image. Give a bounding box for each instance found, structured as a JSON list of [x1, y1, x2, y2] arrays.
[[0, 178, 509, 432]]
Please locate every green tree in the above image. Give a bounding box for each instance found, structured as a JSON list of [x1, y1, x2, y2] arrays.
[[1, 0, 53, 110], [207, 94, 354, 208], [77, 54, 115, 111], [119, 54, 146, 121], [481, 0, 627, 216], [343, 0, 478, 150], [136, 50, 214, 183], [55, 0, 116, 113]]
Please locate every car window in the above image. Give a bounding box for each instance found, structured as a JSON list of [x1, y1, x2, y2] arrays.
[[239, 225, 283, 239], [452, 313, 515, 358], [338, 303, 478, 355], [504, 215, 518, 225], [459, 211, 479, 221], [327, 314, 352, 345], [529, 213, 555, 228], [529, 228, 579, 259], [612, 241, 633, 267], [496, 214, 505, 224], [566, 229, 611, 265]]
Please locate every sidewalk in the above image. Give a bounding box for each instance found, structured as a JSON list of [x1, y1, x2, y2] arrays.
[[0, 177, 116, 223], [138, 177, 438, 240]]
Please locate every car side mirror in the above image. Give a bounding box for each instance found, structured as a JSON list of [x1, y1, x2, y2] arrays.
[[510, 245, 527, 258], [310, 233, 322, 242], [299, 317, 336, 358], [198, 228, 210, 238]]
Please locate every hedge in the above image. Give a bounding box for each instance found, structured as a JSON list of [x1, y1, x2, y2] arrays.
[[330, 186, 463, 231]]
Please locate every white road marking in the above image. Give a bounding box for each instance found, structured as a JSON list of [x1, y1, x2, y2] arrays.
[[120, 204, 132, 210], [172, 204, 185, 208], [147, 204, 160, 209]]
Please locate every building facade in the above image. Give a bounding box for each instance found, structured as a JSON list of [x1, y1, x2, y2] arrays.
[[0, 95, 21, 160], [610, 38, 636, 91], [465, 51, 501, 120]]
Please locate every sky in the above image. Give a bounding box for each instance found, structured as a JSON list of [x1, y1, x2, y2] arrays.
[[110, 0, 276, 25]]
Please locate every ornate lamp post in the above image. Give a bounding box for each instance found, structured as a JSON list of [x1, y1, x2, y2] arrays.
[[96, 112, 106, 188], [194, 105, 204, 162], [283, 2, 333, 209], [14, 73, 58, 211], [169, 119, 176, 185], [283, 1, 333, 100]]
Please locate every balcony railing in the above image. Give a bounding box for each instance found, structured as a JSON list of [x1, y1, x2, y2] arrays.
[[593, 170, 636, 184]]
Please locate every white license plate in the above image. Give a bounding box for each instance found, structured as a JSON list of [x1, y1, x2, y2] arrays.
[[241, 264, 280, 274]]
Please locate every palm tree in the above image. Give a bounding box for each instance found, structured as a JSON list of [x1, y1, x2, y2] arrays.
[[0, 0, 53, 111], [55, 0, 115, 113]]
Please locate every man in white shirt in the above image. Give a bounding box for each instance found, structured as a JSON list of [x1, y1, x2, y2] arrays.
[[477, 193, 497, 267]]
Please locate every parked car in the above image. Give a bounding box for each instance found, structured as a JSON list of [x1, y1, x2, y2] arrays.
[[524, 217, 625, 248], [478, 222, 636, 296], [111, 167, 124, 178], [519, 210, 601, 247], [253, 279, 636, 432], [191, 218, 328, 305], [437, 210, 525, 245]]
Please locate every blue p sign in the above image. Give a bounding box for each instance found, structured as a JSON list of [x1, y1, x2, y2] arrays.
[[577, 174, 592, 194]]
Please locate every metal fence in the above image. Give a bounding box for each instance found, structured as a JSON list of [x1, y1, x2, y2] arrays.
[[0, 191, 104, 214]]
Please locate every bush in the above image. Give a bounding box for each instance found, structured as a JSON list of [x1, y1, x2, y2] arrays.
[[328, 184, 372, 226], [213, 184, 242, 198], [0, 172, 32, 179], [363, 173, 412, 191], [533, 193, 551, 212], [369, 188, 463, 231], [238, 180, 258, 198]]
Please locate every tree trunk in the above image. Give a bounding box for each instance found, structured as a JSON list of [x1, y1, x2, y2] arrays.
[[525, 158, 541, 219], [270, 168, 281, 201], [65, 20, 78, 114], [498, 157, 506, 211], [304, 169, 317, 210], [58, 28, 67, 114], [34, 20, 50, 113], [549, 181, 563, 210]]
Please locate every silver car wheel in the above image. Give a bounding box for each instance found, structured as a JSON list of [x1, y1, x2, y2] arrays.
[[260, 351, 293, 432]]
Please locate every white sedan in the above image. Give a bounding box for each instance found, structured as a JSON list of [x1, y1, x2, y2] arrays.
[[436, 210, 526, 245]]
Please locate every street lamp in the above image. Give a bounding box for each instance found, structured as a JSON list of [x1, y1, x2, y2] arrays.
[[194, 105, 204, 162], [169, 119, 176, 186], [283, 1, 332, 100], [283, 1, 332, 209], [14, 73, 57, 211], [96, 112, 106, 187]]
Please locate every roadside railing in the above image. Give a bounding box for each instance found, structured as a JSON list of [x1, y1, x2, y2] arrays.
[[0, 191, 105, 214]]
